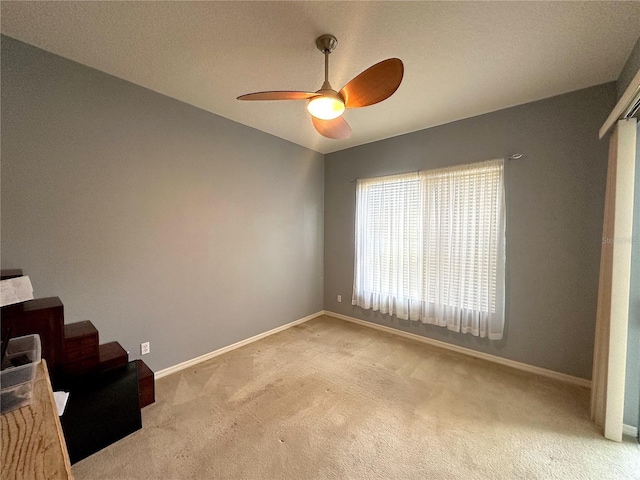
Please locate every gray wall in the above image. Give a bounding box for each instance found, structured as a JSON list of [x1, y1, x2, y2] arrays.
[[624, 122, 640, 428], [324, 83, 616, 380], [617, 36, 640, 99], [1, 36, 324, 373]]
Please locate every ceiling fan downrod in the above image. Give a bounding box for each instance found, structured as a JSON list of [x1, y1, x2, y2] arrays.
[[316, 34, 338, 90]]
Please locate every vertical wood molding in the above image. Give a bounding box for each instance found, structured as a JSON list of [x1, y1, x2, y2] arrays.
[[591, 127, 618, 428], [603, 119, 637, 442], [594, 119, 636, 442]]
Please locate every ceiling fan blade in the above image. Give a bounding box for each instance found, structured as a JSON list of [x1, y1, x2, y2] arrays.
[[312, 116, 352, 139], [237, 91, 318, 101], [339, 58, 404, 108]]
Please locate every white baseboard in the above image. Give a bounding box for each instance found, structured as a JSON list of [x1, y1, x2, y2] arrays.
[[155, 311, 324, 379], [622, 424, 638, 437], [155, 309, 592, 390], [324, 310, 592, 389]]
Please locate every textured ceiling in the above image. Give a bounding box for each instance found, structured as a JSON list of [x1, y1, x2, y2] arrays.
[[2, 1, 639, 154]]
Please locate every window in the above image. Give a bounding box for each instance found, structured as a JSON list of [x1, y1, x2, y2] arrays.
[[352, 159, 505, 339]]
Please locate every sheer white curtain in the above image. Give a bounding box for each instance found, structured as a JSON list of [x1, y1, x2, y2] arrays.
[[353, 159, 506, 339]]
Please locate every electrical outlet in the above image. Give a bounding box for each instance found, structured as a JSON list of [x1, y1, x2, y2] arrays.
[[337, 295, 342, 303], [141, 342, 150, 355]]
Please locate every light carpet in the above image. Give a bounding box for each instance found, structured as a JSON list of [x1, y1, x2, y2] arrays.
[[73, 315, 640, 479]]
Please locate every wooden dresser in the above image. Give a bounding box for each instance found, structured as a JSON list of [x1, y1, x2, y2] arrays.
[[1, 360, 73, 480]]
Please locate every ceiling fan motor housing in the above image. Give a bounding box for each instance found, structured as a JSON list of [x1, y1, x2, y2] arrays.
[[314, 88, 344, 103]]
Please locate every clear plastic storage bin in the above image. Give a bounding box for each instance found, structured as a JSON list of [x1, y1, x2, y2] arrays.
[[0, 334, 42, 414]]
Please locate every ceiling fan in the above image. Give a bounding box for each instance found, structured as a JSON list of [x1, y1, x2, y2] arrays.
[[237, 34, 404, 140]]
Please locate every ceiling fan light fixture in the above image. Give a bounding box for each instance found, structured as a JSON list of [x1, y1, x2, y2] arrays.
[[307, 94, 345, 120]]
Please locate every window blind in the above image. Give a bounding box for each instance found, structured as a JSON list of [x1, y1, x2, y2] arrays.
[[353, 159, 505, 339]]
